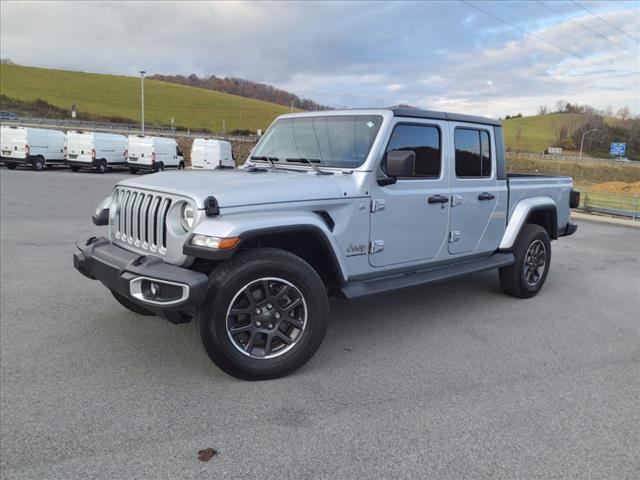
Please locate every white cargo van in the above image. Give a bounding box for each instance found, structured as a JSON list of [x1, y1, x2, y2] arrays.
[[1, 126, 65, 170], [126, 136, 184, 173], [65, 131, 128, 173], [190, 138, 234, 169]]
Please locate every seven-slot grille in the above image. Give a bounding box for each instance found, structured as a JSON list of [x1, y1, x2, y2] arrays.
[[112, 187, 172, 255]]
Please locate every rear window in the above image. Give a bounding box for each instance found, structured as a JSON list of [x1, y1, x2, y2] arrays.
[[454, 128, 491, 178]]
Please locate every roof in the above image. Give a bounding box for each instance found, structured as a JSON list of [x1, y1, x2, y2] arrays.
[[390, 108, 501, 126]]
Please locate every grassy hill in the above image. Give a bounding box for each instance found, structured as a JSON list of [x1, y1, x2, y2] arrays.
[[0, 64, 296, 133], [502, 113, 592, 153]]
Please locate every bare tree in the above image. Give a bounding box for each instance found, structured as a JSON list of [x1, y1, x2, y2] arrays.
[[555, 99, 566, 113], [616, 106, 631, 120], [537, 105, 549, 115]]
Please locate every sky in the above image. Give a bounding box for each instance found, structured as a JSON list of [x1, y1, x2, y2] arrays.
[[1, 0, 638, 117]]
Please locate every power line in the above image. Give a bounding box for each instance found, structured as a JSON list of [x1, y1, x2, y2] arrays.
[[462, 0, 637, 80], [537, 0, 639, 57], [571, 0, 639, 43], [617, 1, 640, 16]]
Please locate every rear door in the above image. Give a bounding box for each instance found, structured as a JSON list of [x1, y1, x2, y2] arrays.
[[369, 120, 450, 267], [448, 123, 499, 255]]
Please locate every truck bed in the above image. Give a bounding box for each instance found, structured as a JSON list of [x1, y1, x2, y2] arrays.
[[507, 173, 573, 230]]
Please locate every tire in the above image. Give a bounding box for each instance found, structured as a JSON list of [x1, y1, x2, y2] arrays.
[[110, 289, 155, 316], [178, 161, 185, 170], [197, 248, 329, 380], [154, 162, 165, 172], [499, 224, 551, 298], [96, 160, 107, 174], [5, 163, 17, 170], [129, 167, 138, 174], [33, 156, 44, 171], [70, 166, 80, 172]]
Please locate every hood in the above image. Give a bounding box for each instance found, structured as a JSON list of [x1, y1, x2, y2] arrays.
[[117, 169, 344, 208]]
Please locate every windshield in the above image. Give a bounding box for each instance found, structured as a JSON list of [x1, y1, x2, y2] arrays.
[[251, 115, 383, 169]]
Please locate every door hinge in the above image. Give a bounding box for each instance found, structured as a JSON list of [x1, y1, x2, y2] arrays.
[[370, 240, 385, 254], [371, 199, 386, 213], [449, 231, 461, 243]]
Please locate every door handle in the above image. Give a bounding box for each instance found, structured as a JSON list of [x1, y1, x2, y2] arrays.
[[478, 192, 496, 201], [428, 194, 449, 204]]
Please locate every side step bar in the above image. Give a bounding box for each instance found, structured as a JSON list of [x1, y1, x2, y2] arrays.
[[339, 253, 515, 300]]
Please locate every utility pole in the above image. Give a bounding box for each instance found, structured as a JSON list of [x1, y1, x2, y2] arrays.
[[291, 99, 294, 113], [579, 128, 598, 158], [139, 70, 146, 135]]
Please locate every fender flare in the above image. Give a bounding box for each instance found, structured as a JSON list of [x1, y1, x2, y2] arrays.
[[184, 213, 348, 283], [499, 197, 557, 250]]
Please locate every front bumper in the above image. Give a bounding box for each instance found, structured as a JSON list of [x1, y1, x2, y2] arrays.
[[74, 237, 209, 323]]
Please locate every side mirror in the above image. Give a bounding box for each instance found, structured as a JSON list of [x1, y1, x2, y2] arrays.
[[385, 150, 415, 177]]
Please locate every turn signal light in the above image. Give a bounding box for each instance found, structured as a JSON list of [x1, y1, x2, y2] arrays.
[[191, 235, 240, 250]]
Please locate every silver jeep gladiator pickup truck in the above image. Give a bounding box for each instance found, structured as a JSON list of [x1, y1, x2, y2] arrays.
[[74, 108, 579, 380]]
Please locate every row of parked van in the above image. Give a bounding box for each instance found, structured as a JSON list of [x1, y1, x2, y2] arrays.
[[0, 126, 235, 173]]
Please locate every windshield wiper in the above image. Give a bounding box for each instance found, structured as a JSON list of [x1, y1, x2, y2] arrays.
[[250, 155, 279, 169], [285, 158, 332, 175]]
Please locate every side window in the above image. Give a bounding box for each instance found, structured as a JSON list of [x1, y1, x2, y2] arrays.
[[385, 124, 441, 178], [455, 128, 491, 178]]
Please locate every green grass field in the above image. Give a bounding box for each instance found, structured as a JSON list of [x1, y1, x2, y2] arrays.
[[0, 64, 296, 133], [502, 113, 593, 153], [507, 155, 640, 185]]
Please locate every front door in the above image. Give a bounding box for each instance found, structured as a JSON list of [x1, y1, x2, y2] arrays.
[[448, 123, 499, 255], [369, 120, 450, 267]]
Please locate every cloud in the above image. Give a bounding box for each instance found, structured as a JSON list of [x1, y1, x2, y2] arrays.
[[0, 0, 638, 116]]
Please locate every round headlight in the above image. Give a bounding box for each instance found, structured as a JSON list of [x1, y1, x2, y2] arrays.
[[181, 203, 195, 230]]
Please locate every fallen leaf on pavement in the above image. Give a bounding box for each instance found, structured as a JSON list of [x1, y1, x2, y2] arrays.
[[198, 448, 217, 462]]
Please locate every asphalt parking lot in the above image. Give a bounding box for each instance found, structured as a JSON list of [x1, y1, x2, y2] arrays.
[[1, 167, 639, 479]]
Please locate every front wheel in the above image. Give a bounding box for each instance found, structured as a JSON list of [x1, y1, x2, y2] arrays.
[[499, 224, 551, 298], [129, 167, 138, 174], [70, 166, 80, 172], [96, 160, 107, 174], [178, 161, 185, 170], [197, 248, 329, 380], [5, 163, 17, 170]]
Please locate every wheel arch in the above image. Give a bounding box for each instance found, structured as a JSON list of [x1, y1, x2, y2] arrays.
[[186, 216, 348, 289], [235, 225, 345, 288], [499, 197, 557, 250]]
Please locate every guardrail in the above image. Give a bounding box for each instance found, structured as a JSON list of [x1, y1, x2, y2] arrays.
[[508, 151, 638, 165], [579, 192, 640, 220], [0, 117, 260, 143]]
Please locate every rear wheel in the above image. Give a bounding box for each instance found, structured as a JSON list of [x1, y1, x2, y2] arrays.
[[129, 167, 138, 174], [197, 248, 329, 380], [110, 290, 155, 316], [96, 160, 107, 174], [154, 162, 165, 172], [499, 224, 551, 298], [5, 163, 17, 170], [33, 156, 44, 171]]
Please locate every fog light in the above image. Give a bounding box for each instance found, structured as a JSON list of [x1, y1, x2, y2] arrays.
[[150, 282, 160, 297]]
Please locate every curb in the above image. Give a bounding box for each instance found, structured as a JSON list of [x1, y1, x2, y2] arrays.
[[571, 211, 640, 229]]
